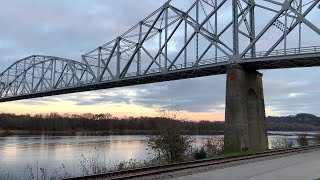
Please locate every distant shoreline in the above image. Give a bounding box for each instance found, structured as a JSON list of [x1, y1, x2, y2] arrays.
[[0, 130, 318, 136], [0, 129, 225, 136]]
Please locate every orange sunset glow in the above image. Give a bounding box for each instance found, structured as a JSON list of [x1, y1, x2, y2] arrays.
[[0, 97, 276, 121]]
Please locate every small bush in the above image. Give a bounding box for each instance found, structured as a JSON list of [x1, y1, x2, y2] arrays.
[[203, 137, 224, 155], [271, 137, 294, 149], [78, 147, 109, 175], [297, 133, 309, 147], [114, 159, 143, 171], [194, 147, 207, 160], [241, 147, 249, 151]]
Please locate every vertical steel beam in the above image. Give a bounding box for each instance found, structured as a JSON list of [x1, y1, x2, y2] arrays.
[[72, 63, 76, 85], [249, 0, 256, 57], [196, 0, 199, 61], [50, 60, 54, 88], [184, 15, 188, 67], [0, 75, 2, 93], [159, 31, 162, 67], [284, 10, 288, 54], [215, 0, 218, 62], [23, 60, 26, 92], [31, 63, 35, 91], [97, 46, 102, 79], [232, 0, 239, 56], [298, 0, 302, 53], [137, 22, 142, 76], [61, 60, 64, 88], [164, 6, 168, 71], [86, 68, 88, 83], [52, 59, 56, 88], [41, 61, 44, 91], [14, 63, 17, 94], [117, 37, 121, 78]]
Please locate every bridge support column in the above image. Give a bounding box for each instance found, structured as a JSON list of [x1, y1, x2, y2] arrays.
[[224, 65, 268, 152]]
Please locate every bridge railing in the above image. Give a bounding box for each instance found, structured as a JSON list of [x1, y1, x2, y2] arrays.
[[106, 46, 320, 80], [243, 46, 320, 59], [122, 56, 230, 78]]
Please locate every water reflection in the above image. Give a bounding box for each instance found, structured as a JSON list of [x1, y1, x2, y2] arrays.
[[0, 132, 318, 178]]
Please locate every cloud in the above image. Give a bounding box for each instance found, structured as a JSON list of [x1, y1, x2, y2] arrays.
[[262, 67, 320, 115], [0, 0, 319, 118], [0, 0, 167, 64], [53, 75, 226, 112], [16, 97, 61, 106]]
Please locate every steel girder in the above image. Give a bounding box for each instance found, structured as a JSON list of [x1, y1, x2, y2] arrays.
[[0, 0, 319, 102]]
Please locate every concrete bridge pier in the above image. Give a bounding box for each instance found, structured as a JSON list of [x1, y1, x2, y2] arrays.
[[224, 65, 268, 152]]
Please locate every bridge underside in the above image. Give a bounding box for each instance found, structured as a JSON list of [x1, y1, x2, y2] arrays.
[[1, 53, 319, 102]]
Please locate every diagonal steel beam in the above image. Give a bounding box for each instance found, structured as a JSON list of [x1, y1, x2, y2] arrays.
[[120, 8, 165, 78], [289, 6, 320, 35], [194, 43, 213, 66], [33, 61, 53, 92], [99, 42, 117, 81], [240, 0, 294, 57], [54, 64, 68, 89], [167, 31, 197, 70], [171, 3, 234, 54], [81, 55, 97, 81], [264, 0, 319, 56], [141, 46, 164, 75]]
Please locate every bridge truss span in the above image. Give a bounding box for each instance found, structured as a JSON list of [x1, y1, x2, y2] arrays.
[[0, 55, 95, 100], [0, 0, 319, 102]]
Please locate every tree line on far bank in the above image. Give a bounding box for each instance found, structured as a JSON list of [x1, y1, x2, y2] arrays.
[[0, 112, 319, 133]]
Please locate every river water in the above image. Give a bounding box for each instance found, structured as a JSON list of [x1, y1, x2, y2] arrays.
[[0, 132, 318, 179]]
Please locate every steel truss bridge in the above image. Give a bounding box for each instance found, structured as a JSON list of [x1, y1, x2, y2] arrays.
[[0, 0, 319, 102]]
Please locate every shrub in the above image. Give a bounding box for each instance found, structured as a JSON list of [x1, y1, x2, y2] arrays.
[[297, 133, 309, 147], [194, 147, 207, 160], [146, 109, 194, 163], [147, 120, 193, 163]]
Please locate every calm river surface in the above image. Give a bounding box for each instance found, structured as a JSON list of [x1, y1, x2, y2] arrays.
[[0, 132, 318, 179]]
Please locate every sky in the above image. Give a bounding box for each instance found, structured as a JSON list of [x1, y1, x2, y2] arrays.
[[0, 0, 319, 121]]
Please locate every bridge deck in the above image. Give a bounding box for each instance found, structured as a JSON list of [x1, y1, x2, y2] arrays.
[[0, 51, 319, 102]]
